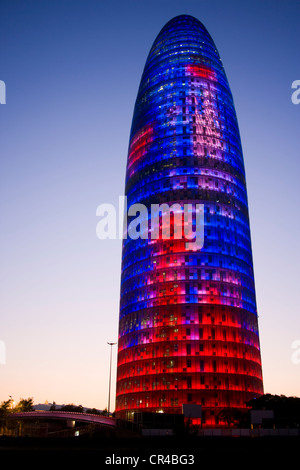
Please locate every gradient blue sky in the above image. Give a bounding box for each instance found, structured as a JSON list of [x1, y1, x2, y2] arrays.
[[1, 0, 299, 410]]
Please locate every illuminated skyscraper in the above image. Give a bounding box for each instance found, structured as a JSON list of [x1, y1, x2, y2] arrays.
[[116, 15, 263, 426]]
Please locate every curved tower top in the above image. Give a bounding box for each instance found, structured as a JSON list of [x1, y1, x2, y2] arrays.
[[132, 15, 233, 137], [143, 15, 225, 84], [116, 14, 263, 427]]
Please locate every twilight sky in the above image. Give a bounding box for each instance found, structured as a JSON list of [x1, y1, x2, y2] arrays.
[[0, 0, 299, 410]]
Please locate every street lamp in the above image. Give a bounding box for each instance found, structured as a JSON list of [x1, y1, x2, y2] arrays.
[[107, 342, 117, 416]]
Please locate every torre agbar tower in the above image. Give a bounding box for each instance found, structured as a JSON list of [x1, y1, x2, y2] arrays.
[[116, 15, 263, 426]]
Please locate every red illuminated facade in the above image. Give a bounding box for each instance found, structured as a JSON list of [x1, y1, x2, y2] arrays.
[[116, 15, 263, 426]]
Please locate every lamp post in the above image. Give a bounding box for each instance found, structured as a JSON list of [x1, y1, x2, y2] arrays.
[[107, 342, 117, 416]]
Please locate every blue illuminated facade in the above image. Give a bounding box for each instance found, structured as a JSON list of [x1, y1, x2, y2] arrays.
[[116, 15, 263, 426]]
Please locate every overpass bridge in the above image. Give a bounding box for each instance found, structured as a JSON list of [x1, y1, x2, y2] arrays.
[[8, 410, 116, 426], [5, 411, 116, 437]]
